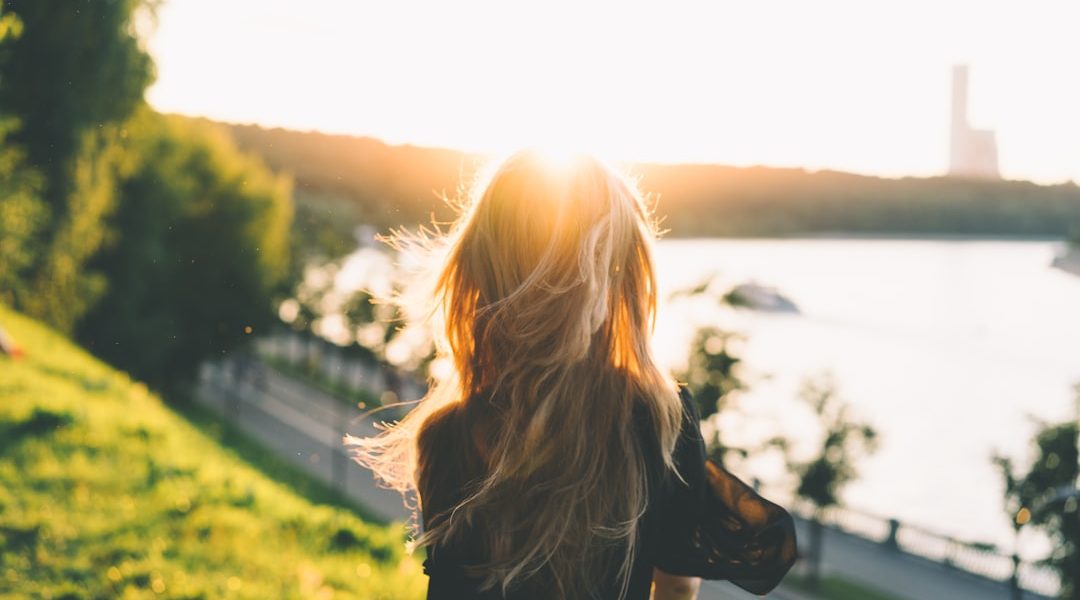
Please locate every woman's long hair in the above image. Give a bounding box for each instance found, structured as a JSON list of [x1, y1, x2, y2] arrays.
[[347, 150, 683, 599]]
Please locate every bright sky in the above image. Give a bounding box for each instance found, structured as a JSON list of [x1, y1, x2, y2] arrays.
[[146, 0, 1080, 184]]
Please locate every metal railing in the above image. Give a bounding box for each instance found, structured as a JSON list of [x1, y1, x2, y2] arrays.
[[197, 355, 410, 522], [796, 502, 1060, 597], [253, 330, 426, 409]]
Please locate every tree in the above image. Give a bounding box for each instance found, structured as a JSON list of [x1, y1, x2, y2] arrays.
[[76, 112, 292, 387], [670, 276, 749, 466], [0, 0, 155, 331], [773, 374, 878, 588], [0, 118, 43, 305], [278, 246, 435, 390], [995, 387, 1080, 600], [0, 9, 45, 306], [341, 289, 405, 360], [676, 326, 747, 465]]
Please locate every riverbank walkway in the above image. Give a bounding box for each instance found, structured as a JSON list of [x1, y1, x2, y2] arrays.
[[195, 359, 1054, 600]]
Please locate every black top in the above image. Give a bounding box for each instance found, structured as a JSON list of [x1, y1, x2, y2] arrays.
[[420, 386, 797, 599]]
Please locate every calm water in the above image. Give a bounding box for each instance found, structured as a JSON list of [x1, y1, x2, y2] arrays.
[[651, 238, 1080, 551]]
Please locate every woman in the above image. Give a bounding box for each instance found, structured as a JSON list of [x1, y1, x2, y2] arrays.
[[348, 150, 796, 599]]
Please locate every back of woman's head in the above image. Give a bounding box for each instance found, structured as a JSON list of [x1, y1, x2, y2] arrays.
[[349, 149, 683, 599]]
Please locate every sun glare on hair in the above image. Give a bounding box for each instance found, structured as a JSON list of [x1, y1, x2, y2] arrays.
[[528, 142, 594, 176], [536, 146, 581, 172]]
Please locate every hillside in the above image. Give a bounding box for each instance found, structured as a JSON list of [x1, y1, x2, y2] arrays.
[[209, 119, 1080, 239], [0, 305, 425, 599]]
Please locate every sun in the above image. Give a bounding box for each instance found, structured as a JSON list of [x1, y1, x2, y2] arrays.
[[530, 142, 593, 173]]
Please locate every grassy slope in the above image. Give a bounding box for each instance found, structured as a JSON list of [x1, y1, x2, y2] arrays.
[[0, 305, 426, 599]]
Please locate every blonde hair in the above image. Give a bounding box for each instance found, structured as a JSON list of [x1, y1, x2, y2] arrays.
[[347, 149, 683, 599]]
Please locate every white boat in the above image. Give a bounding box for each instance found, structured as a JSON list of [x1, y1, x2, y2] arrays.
[[724, 282, 800, 314], [1051, 243, 1080, 276]]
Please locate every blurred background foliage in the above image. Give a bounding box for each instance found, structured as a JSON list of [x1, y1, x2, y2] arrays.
[[0, 0, 291, 389], [995, 391, 1080, 599], [77, 110, 292, 386], [0, 1, 1076, 597], [0, 0, 153, 332], [676, 325, 747, 467]]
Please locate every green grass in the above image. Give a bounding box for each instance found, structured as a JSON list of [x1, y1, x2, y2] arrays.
[[0, 305, 426, 599], [786, 573, 905, 600]]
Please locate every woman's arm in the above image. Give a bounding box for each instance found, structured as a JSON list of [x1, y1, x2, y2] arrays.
[[652, 387, 798, 594], [651, 569, 700, 600]]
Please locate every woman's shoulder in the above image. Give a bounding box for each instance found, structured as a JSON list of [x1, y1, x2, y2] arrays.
[[674, 383, 697, 420], [416, 403, 467, 495], [634, 383, 698, 444], [418, 397, 498, 462], [416, 400, 490, 521], [417, 403, 461, 459], [632, 384, 702, 490]]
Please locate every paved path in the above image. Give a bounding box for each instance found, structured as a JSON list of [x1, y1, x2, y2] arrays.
[[198, 363, 409, 521], [195, 360, 1053, 600]]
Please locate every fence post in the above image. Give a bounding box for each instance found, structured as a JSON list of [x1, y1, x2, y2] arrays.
[[332, 394, 347, 492], [808, 516, 823, 590], [1010, 553, 1023, 600], [883, 518, 900, 550], [289, 332, 300, 365], [334, 346, 346, 392], [223, 359, 240, 440], [350, 360, 363, 395]]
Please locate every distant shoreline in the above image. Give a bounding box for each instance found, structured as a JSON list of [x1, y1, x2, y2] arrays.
[[663, 232, 1069, 242]]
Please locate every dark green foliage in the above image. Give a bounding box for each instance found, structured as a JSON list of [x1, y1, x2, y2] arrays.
[[0, 0, 152, 203], [342, 289, 407, 357], [773, 374, 877, 589], [644, 165, 1080, 238], [788, 375, 878, 510], [0, 118, 44, 305], [0, 6, 21, 44], [0, 0, 154, 332], [77, 112, 292, 386], [10, 407, 74, 435], [0, 8, 44, 308], [0, 3, 292, 386], [995, 390, 1080, 600], [678, 327, 745, 421], [0, 407, 74, 453], [671, 277, 748, 465], [289, 188, 367, 282]]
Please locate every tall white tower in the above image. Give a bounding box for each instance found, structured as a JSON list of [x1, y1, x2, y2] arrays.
[[949, 65, 1000, 179]]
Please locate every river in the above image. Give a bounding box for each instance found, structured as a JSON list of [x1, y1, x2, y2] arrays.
[[651, 238, 1080, 553]]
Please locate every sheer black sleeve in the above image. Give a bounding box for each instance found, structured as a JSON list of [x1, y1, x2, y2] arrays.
[[652, 387, 798, 595]]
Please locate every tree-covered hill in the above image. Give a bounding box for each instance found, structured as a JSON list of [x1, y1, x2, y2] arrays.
[[0, 304, 426, 599], [213, 120, 1080, 239]]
